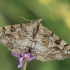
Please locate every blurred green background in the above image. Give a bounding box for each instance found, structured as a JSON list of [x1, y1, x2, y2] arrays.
[[0, 0, 70, 70]]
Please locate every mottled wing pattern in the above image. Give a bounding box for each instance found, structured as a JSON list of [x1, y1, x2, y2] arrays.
[[0, 23, 36, 54], [34, 24, 70, 61], [0, 19, 70, 62]]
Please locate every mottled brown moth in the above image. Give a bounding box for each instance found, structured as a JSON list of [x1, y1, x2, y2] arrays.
[[0, 18, 70, 68]]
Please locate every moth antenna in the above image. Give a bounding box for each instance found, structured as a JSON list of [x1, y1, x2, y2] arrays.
[[20, 16, 36, 22], [20, 16, 44, 23]]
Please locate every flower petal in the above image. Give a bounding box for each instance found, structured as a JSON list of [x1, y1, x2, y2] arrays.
[[11, 52, 20, 58], [11, 52, 36, 68], [26, 53, 36, 61], [18, 57, 23, 68]]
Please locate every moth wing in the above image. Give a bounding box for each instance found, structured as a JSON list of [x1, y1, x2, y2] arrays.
[[34, 24, 70, 61], [0, 23, 35, 54]]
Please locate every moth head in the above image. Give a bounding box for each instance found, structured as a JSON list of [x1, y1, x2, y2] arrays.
[[33, 18, 43, 25]]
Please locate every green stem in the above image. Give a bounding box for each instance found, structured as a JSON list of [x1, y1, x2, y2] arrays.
[[21, 60, 27, 70]]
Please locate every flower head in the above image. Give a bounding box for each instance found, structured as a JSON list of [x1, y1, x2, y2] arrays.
[[12, 51, 36, 68]]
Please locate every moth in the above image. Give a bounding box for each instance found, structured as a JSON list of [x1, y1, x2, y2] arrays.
[[0, 18, 70, 68]]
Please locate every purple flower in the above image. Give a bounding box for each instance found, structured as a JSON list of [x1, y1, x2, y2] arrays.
[[12, 52, 36, 68]]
